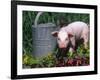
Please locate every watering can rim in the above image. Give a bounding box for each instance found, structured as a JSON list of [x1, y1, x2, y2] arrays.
[[32, 22, 56, 28]]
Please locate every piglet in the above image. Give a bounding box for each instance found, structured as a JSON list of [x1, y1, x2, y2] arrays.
[[52, 21, 89, 53]]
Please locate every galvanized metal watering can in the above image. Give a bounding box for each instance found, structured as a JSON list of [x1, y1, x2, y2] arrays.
[[32, 12, 57, 58]]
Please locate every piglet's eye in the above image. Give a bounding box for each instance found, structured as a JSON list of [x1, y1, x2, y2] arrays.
[[57, 38, 60, 40], [65, 38, 68, 40]]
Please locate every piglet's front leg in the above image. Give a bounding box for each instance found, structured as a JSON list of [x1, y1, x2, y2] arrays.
[[68, 47, 75, 58], [82, 32, 89, 49], [69, 37, 76, 53], [69, 47, 75, 53]]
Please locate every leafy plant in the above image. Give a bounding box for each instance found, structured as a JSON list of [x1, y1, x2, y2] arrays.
[[23, 53, 38, 66], [40, 53, 56, 67], [23, 43, 90, 68]]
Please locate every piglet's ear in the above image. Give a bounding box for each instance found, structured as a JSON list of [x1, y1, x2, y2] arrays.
[[51, 31, 58, 37], [68, 33, 73, 38]]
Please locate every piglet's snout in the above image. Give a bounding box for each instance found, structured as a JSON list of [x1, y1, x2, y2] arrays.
[[59, 43, 66, 49]]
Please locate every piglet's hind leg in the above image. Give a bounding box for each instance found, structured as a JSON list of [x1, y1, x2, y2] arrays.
[[83, 33, 89, 49]]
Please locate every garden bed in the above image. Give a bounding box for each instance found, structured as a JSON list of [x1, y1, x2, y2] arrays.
[[23, 44, 89, 68]]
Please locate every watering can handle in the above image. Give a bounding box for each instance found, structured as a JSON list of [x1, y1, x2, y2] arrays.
[[34, 12, 43, 27]]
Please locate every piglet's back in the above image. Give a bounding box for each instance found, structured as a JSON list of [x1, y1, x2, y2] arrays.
[[62, 21, 88, 39]]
